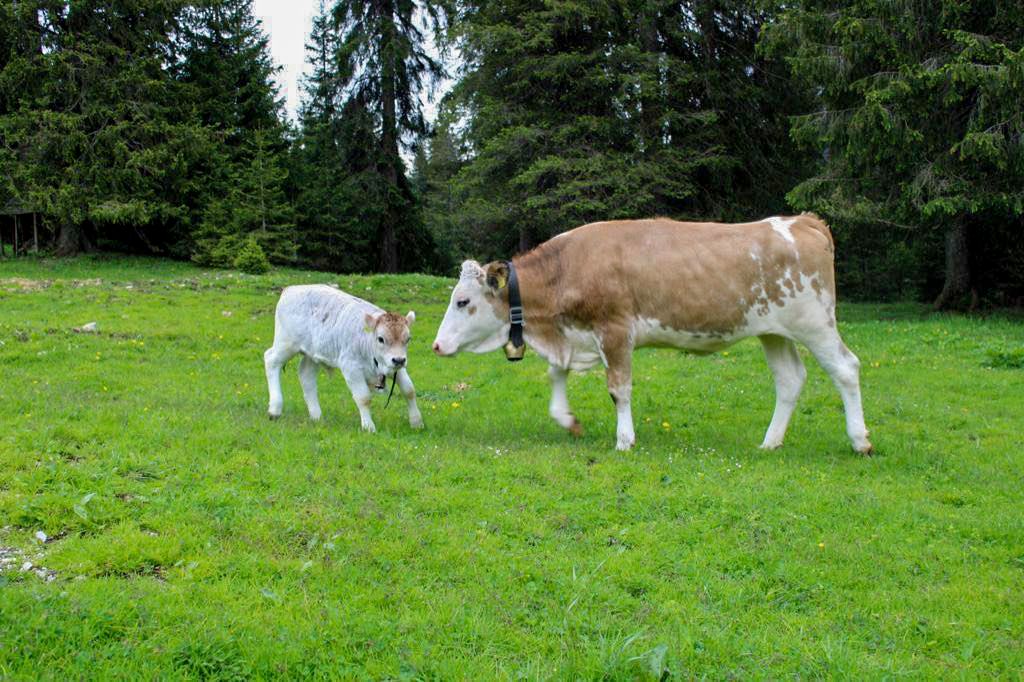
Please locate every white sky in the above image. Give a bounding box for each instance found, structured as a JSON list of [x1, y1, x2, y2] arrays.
[[252, 0, 321, 120]]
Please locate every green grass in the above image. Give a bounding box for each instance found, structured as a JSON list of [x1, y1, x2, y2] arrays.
[[1, 255, 1022, 679]]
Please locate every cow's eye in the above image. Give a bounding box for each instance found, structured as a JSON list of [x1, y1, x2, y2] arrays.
[[456, 299, 470, 309], [377, 336, 384, 344]]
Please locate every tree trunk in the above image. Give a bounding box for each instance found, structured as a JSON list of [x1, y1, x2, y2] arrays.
[[518, 225, 531, 254], [55, 222, 91, 256], [638, 5, 660, 156], [695, 2, 719, 105], [378, 0, 400, 274], [933, 219, 971, 310]]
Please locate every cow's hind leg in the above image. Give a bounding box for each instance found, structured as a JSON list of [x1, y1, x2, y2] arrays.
[[798, 329, 872, 454], [264, 343, 297, 419], [601, 331, 635, 451], [548, 365, 582, 436], [759, 334, 807, 449], [298, 355, 321, 421]]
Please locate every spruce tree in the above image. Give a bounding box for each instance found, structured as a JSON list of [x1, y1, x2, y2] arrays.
[[291, 2, 377, 272], [331, 0, 448, 272], [176, 0, 284, 158], [177, 0, 295, 266], [0, 1, 211, 255], [193, 128, 297, 267], [764, 0, 1024, 307], [411, 102, 466, 262], [444, 0, 801, 258]]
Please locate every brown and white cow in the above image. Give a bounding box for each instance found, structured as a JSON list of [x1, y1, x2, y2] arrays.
[[432, 214, 872, 453]]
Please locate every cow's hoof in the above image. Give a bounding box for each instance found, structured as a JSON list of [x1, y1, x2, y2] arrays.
[[361, 422, 377, 433], [410, 418, 424, 430], [308, 413, 321, 422], [568, 418, 583, 438], [615, 435, 635, 451], [759, 440, 783, 450], [268, 412, 281, 421]]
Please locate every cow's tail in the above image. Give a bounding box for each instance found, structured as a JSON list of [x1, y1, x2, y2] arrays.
[[800, 212, 834, 250]]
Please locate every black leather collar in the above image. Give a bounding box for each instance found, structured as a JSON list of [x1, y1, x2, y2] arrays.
[[505, 260, 525, 361]]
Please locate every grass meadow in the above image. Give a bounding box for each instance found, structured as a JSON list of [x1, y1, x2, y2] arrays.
[[0, 255, 1022, 679]]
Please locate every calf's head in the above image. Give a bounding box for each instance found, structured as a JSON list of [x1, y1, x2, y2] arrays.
[[433, 260, 510, 356], [365, 311, 416, 372]]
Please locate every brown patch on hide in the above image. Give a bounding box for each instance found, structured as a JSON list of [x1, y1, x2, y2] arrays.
[[478, 213, 838, 376]]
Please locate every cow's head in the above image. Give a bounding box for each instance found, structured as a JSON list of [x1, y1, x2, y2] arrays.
[[366, 310, 416, 373], [433, 260, 510, 356]]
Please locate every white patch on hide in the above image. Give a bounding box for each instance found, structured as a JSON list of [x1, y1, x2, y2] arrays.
[[632, 318, 736, 353], [740, 271, 833, 338], [766, 216, 796, 244]]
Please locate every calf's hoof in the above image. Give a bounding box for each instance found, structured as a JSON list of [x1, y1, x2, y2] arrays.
[[568, 418, 583, 438], [854, 441, 874, 455], [759, 439, 783, 451], [268, 412, 281, 421], [361, 422, 377, 433], [615, 434, 635, 451], [410, 418, 425, 430]]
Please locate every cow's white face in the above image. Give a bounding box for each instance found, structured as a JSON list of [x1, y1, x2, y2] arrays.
[[366, 311, 416, 374], [433, 260, 509, 356]]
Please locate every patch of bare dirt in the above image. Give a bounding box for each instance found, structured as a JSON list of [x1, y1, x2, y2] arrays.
[[2, 277, 104, 293], [1, 277, 51, 292]]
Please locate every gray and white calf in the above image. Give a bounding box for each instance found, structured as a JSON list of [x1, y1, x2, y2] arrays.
[[264, 285, 423, 432]]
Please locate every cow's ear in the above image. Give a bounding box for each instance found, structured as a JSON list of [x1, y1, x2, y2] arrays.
[[364, 312, 380, 332], [405, 311, 416, 325], [484, 261, 509, 290]]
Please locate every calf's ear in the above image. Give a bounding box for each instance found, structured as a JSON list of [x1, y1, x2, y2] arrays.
[[484, 261, 509, 291], [405, 311, 416, 325], [364, 312, 380, 332]]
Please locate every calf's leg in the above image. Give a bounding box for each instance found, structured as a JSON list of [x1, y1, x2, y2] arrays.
[[396, 368, 424, 429], [341, 367, 376, 433], [758, 334, 807, 449], [264, 344, 296, 419], [298, 355, 321, 421], [548, 365, 582, 436]]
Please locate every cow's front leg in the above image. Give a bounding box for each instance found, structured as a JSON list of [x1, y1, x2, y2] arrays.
[[341, 368, 376, 433], [601, 332, 635, 450], [396, 368, 424, 429], [548, 364, 582, 436]]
